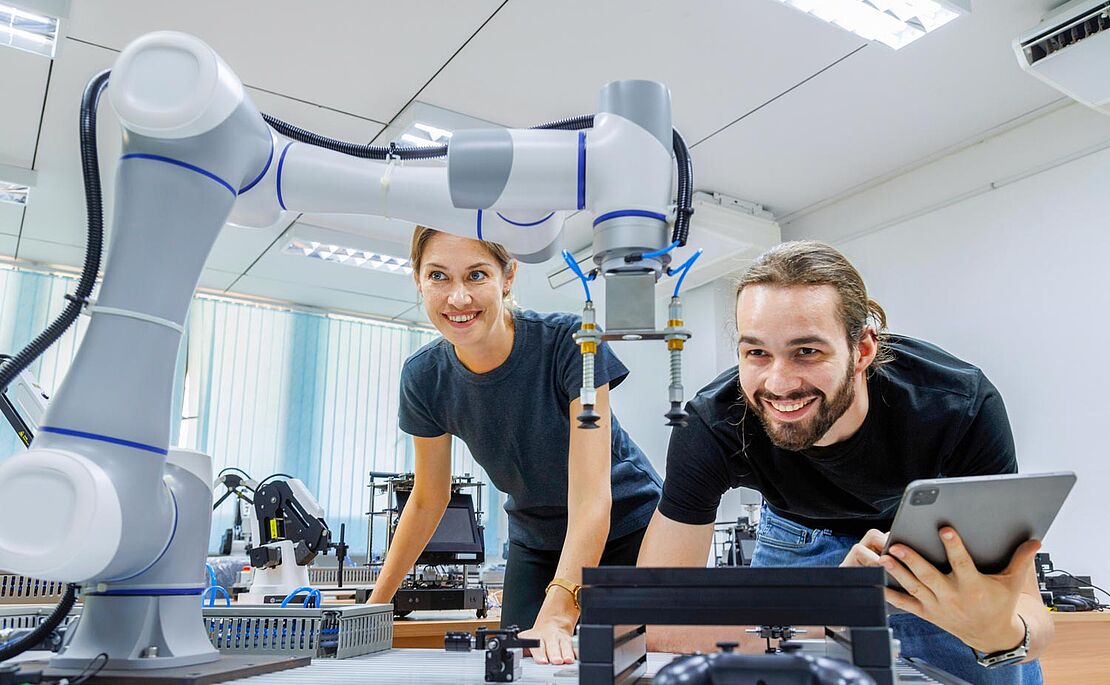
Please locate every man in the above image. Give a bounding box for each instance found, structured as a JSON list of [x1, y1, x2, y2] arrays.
[[637, 241, 1051, 684]]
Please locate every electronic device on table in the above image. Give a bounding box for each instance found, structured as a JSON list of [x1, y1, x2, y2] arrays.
[[883, 472, 1076, 582], [367, 471, 489, 617], [444, 626, 539, 683], [1036, 551, 1108, 611]]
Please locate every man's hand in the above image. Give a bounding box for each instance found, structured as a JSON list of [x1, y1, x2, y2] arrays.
[[840, 528, 889, 568], [843, 527, 1040, 654], [520, 617, 576, 665]]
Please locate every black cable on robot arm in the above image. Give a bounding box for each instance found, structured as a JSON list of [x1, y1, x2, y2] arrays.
[[256, 472, 295, 490], [0, 70, 109, 398], [671, 128, 694, 247], [261, 114, 448, 160], [0, 585, 78, 663], [216, 466, 255, 482]]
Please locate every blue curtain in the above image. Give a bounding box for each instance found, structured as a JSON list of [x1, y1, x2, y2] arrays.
[[0, 265, 501, 558]]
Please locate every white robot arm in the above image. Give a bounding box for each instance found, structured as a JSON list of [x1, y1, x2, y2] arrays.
[[0, 30, 695, 672]]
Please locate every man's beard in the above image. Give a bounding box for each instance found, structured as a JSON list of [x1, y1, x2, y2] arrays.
[[744, 361, 856, 451]]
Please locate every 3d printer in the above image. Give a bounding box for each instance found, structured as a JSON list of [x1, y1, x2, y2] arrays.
[[367, 471, 489, 617]]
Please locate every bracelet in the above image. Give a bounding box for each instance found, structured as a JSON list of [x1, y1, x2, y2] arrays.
[[544, 578, 581, 611]]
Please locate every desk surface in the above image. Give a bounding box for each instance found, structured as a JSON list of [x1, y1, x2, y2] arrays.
[[1041, 610, 1110, 685], [392, 611, 500, 648]]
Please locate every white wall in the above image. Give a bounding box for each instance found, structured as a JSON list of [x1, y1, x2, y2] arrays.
[[784, 102, 1110, 580]]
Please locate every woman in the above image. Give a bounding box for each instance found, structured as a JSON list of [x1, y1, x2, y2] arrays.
[[368, 227, 662, 665]]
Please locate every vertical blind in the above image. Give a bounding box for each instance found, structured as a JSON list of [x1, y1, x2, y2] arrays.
[[0, 265, 501, 557]]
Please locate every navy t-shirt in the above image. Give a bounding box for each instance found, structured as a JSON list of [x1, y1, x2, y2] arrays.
[[399, 309, 662, 551], [658, 336, 1017, 537]]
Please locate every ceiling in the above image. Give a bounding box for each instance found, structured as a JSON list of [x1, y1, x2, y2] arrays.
[[0, 0, 1066, 323]]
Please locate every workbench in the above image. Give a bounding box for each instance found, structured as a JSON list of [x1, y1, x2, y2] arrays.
[[1041, 611, 1110, 684]]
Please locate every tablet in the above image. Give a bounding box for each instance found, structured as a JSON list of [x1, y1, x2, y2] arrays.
[[883, 471, 1076, 576]]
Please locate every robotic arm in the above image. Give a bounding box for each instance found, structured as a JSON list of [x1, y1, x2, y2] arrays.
[[0, 30, 697, 672]]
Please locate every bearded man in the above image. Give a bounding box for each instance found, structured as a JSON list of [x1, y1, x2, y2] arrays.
[[636, 241, 1052, 685]]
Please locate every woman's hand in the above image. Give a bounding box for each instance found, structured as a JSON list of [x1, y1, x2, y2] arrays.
[[520, 616, 577, 665]]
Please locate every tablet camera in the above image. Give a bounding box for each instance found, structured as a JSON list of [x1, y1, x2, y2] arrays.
[[910, 488, 939, 505]]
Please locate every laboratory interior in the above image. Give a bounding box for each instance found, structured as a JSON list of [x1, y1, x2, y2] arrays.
[[0, 1, 1108, 684]]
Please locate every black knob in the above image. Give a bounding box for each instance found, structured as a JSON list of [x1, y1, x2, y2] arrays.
[[665, 402, 688, 427], [577, 405, 601, 429], [716, 641, 739, 653]]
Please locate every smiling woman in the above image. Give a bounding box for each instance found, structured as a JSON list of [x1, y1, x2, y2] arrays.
[[367, 225, 663, 666]]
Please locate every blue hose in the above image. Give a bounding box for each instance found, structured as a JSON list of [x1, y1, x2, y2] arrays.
[[641, 240, 680, 260], [202, 585, 231, 607], [561, 249, 595, 302], [667, 249, 703, 297], [280, 586, 322, 608]]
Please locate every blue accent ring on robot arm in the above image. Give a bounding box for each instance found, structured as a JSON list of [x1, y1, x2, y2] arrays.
[[39, 426, 168, 455], [276, 142, 294, 210], [238, 135, 275, 194], [87, 587, 204, 597], [577, 131, 586, 210], [495, 212, 555, 227], [106, 486, 179, 583], [119, 154, 236, 197], [592, 209, 668, 227]]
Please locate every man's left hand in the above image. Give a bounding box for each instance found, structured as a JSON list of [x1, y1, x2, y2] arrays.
[[879, 527, 1040, 653]]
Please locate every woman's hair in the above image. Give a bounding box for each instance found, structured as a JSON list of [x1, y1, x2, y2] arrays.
[[410, 226, 517, 306], [735, 240, 893, 369]]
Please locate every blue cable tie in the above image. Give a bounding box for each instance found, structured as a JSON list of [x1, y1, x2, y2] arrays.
[[668, 249, 704, 298], [561, 249, 593, 302], [641, 240, 680, 260]]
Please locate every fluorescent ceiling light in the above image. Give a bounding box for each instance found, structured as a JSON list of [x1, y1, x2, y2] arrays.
[[399, 121, 454, 148], [770, 0, 965, 50], [283, 239, 413, 275], [0, 3, 59, 58], [0, 180, 29, 205]]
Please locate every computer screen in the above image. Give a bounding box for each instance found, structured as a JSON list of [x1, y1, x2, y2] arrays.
[[395, 490, 484, 564]]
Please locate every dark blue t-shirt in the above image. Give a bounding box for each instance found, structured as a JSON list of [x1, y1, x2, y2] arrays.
[[399, 309, 662, 550]]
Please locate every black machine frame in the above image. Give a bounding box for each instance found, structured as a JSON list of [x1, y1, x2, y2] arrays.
[[577, 566, 901, 685]]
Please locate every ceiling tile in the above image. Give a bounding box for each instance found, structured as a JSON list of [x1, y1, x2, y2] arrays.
[[418, 0, 862, 141], [0, 46, 51, 167], [692, 0, 1061, 216], [0, 233, 16, 258], [66, 0, 504, 123], [15, 235, 90, 266], [228, 274, 417, 321], [197, 267, 239, 292], [0, 204, 23, 237]]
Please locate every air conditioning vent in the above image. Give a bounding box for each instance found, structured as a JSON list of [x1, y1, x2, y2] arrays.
[[1014, 0, 1110, 114], [1019, 1, 1110, 66]]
